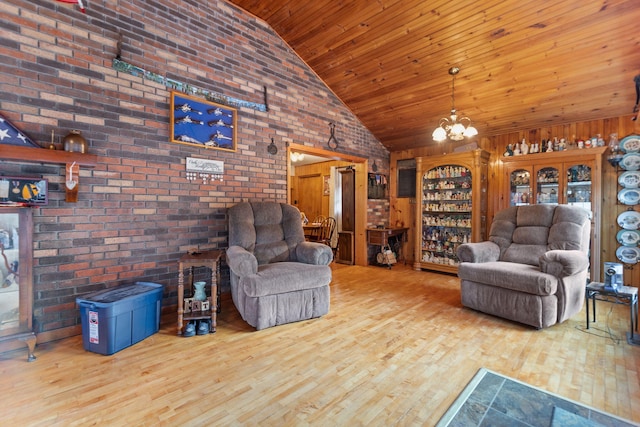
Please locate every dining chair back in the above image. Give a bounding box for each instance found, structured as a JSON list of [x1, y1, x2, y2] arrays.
[[318, 217, 337, 247]]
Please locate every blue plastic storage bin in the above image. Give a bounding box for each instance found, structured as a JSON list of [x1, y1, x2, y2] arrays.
[[76, 282, 163, 355]]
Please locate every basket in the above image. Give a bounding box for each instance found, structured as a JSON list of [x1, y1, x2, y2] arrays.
[[376, 244, 397, 265]]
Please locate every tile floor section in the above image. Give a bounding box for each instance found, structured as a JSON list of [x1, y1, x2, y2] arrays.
[[436, 368, 638, 427]]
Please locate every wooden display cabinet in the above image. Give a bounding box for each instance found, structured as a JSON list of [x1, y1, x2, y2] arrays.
[[0, 207, 36, 361], [414, 149, 490, 274], [500, 147, 606, 281]]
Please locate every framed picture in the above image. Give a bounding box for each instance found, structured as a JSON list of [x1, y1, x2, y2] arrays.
[[170, 91, 237, 152], [0, 176, 48, 206]]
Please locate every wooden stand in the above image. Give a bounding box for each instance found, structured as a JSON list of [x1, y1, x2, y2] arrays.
[[367, 227, 408, 266], [177, 250, 222, 335]]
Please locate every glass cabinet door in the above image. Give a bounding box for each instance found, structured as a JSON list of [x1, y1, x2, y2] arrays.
[[536, 166, 559, 205], [509, 169, 532, 206], [566, 164, 592, 212]]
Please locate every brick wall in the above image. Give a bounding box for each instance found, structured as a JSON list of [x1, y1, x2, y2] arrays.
[[0, 0, 389, 340]]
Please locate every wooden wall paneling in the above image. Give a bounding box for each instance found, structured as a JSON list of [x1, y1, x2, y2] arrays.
[[353, 162, 370, 266], [389, 151, 416, 262], [602, 160, 619, 268]]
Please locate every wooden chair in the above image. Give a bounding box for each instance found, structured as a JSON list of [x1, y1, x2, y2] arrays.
[[317, 217, 337, 248], [307, 216, 326, 242], [311, 215, 326, 224]]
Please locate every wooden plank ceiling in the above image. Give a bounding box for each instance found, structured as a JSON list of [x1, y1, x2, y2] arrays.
[[226, 0, 640, 152]]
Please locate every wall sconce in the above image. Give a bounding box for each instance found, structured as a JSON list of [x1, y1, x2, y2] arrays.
[[186, 157, 224, 184]]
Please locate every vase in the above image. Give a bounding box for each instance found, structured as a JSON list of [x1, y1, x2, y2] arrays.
[[193, 281, 207, 301], [62, 130, 88, 153]]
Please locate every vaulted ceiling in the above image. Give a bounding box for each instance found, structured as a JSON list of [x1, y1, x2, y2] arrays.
[[227, 0, 640, 152]]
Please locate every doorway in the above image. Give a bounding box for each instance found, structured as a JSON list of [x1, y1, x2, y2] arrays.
[[287, 143, 368, 266]]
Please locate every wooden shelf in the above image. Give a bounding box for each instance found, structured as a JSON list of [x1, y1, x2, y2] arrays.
[[0, 144, 97, 167]]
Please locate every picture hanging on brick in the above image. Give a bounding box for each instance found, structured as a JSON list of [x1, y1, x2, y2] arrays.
[[170, 91, 237, 152], [0, 176, 48, 206]]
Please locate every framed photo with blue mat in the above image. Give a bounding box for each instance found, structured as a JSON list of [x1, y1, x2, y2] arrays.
[[170, 91, 237, 152]]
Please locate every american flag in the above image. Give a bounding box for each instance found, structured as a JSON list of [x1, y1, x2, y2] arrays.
[[0, 113, 40, 148]]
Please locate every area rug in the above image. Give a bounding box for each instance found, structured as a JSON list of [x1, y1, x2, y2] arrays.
[[436, 368, 639, 427]]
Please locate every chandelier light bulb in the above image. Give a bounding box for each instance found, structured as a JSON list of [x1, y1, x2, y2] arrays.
[[451, 123, 466, 136], [463, 126, 478, 137], [432, 127, 447, 142]]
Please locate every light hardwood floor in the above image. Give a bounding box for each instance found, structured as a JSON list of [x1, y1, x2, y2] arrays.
[[2, 264, 639, 426]]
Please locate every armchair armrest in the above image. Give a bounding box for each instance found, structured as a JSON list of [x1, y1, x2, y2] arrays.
[[226, 245, 258, 277], [457, 241, 500, 263], [539, 250, 589, 277], [296, 241, 333, 266]]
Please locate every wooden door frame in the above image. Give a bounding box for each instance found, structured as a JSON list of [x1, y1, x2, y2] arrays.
[[287, 143, 368, 266]]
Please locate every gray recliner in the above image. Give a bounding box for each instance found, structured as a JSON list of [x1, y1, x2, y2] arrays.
[[226, 202, 332, 330], [456, 204, 591, 329]]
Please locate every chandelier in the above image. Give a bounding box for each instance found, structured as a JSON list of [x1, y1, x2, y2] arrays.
[[432, 67, 478, 142]]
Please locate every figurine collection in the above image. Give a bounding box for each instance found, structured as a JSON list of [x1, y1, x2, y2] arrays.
[[504, 135, 606, 157]]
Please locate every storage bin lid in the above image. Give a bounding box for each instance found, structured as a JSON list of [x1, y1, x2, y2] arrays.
[[78, 282, 162, 304]]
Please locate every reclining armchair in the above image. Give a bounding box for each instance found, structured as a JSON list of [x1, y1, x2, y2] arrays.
[[226, 202, 332, 330], [456, 204, 591, 329]]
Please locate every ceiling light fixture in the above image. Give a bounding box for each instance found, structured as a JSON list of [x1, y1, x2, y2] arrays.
[[432, 67, 478, 142], [290, 152, 305, 162]]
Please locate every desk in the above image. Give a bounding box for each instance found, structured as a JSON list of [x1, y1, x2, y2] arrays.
[[586, 282, 638, 342], [366, 227, 409, 265]]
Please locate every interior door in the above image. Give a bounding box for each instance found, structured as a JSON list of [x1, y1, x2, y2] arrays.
[[336, 168, 356, 264], [340, 169, 355, 231], [297, 174, 323, 221]]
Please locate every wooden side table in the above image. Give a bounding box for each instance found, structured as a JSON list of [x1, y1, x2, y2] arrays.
[[177, 250, 223, 335], [366, 227, 409, 266], [586, 281, 638, 342]]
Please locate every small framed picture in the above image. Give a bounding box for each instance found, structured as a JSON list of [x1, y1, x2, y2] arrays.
[[170, 91, 237, 152], [323, 175, 330, 195], [0, 176, 48, 206]]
